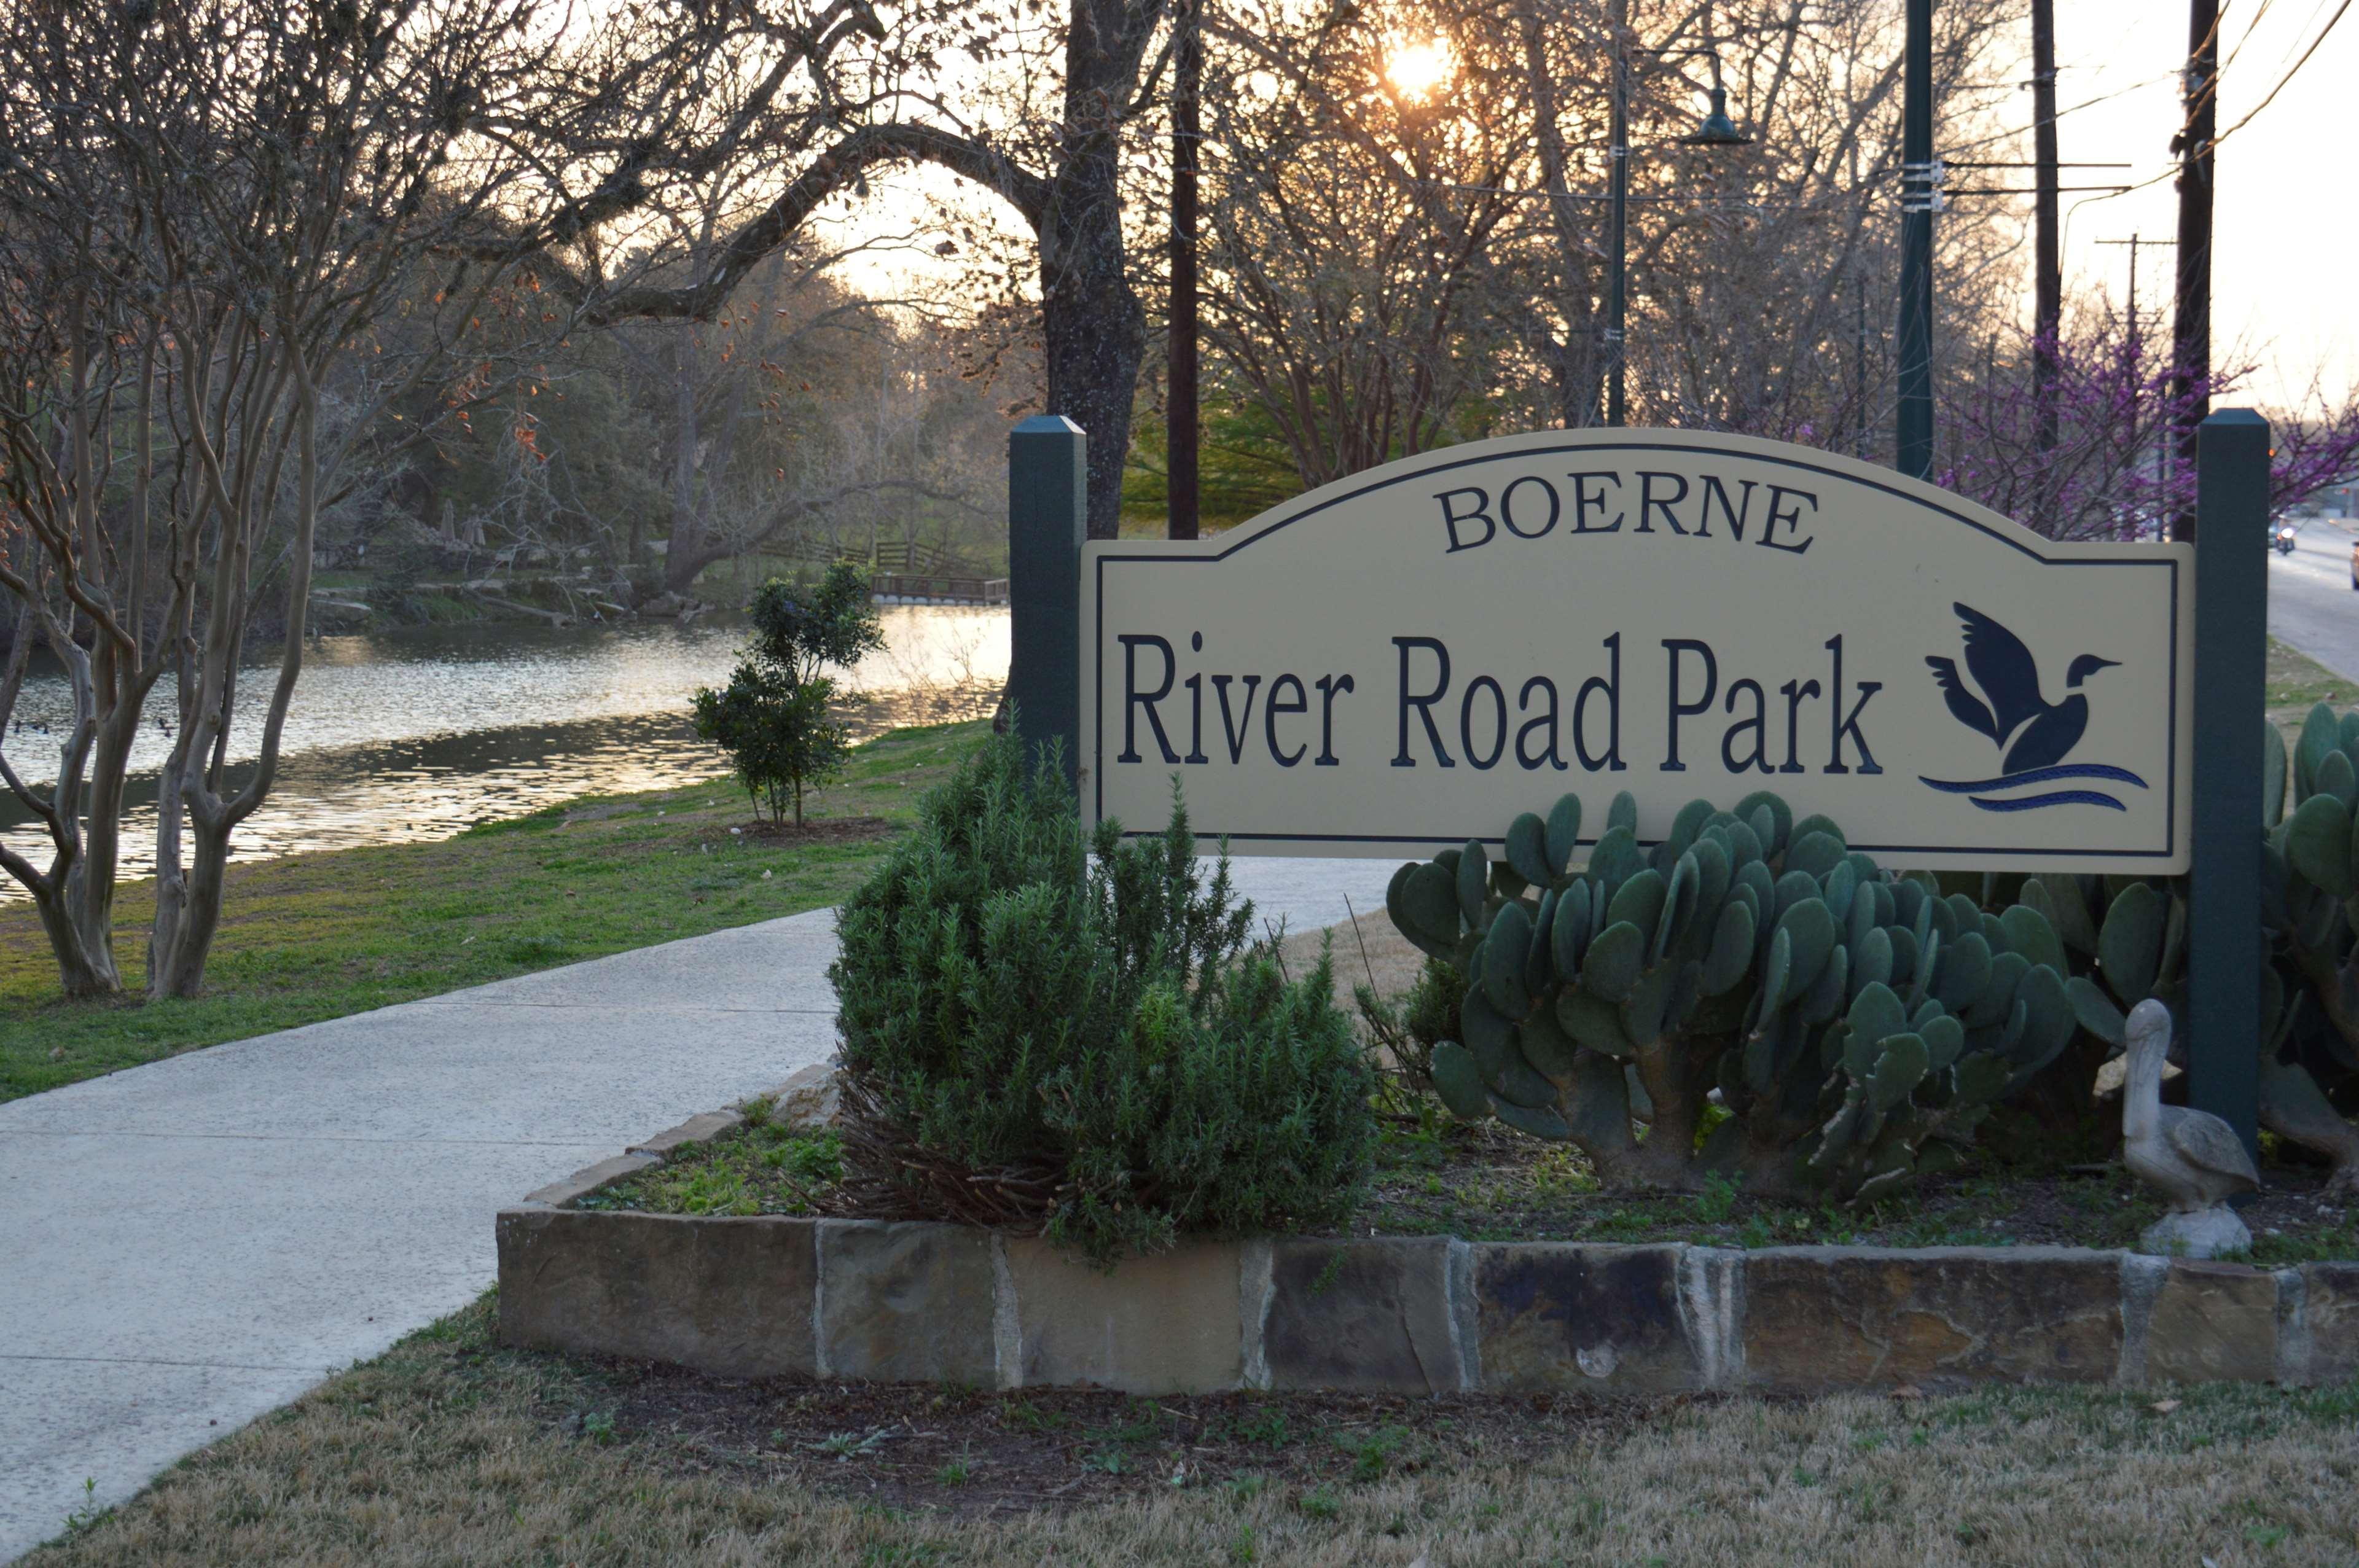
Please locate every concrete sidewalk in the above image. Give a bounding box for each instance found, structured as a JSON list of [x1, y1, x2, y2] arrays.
[[0, 856, 1384, 1563]]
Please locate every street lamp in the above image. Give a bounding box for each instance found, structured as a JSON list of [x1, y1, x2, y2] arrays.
[[1681, 87, 1750, 148], [1603, 2, 1753, 427]]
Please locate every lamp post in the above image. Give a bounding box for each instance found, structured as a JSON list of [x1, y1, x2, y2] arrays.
[[1603, 0, 1753, 427]]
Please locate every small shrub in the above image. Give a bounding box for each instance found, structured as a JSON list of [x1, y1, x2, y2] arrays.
[[692, 564, 884, 824], [828, 728, 1376, 1261]]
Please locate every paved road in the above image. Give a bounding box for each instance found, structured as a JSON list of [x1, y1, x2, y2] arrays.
[[0, 857, 1388, 1563], [2269, 517, 2359, 684]]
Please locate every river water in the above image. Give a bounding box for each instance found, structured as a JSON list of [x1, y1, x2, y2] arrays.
[[0, 607, 1007, 894]]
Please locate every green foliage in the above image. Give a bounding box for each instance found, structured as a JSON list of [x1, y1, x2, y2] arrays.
[[692, 564, 885, 825], [1386, 789, 2077, 1201], [829, 730, 1376, 1261], [2017, 706, 2359, 1192], [746, 566, 889, 682], [2258, 709, 2359, 1137]]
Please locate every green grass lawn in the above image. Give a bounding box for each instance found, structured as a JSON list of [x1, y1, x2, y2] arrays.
[[21, 1292, 2359, 1567], [2268, 636, 2355, 711], [1, 720, 986, 1103]]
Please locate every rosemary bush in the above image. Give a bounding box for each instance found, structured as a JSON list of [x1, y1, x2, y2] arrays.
[[828, 730, 1374, 1260]]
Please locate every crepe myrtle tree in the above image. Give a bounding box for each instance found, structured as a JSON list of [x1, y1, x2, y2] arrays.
[[0, 0, 549, 998], [693, 565, 885, 825]]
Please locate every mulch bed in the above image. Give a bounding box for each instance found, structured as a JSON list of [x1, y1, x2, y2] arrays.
[[1345, 1114, 2353, 1257], [605, 1093, 2357, 1260], [544, 1363, 1666, 1519]]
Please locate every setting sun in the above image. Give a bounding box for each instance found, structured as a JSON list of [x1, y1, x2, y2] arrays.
[[1385, 38, 1453, 101]]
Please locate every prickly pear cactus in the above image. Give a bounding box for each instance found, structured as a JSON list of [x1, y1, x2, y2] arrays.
[[2253, 708, 2359, 1195], [2021, 871, 2186, 1048], [1387, 789, 2078, 1201], [2011, 706, 2359, 1198]]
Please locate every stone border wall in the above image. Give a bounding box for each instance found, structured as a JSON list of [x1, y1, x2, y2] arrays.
[[498, 1072, 2359, 1395]]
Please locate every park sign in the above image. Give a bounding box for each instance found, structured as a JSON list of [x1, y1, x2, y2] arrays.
[[1076, 429, 2195, 873]]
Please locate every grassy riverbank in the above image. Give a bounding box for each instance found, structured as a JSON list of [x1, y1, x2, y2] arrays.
[[0, 720, 988, 1103], [22, 1293, 2358, 1566]]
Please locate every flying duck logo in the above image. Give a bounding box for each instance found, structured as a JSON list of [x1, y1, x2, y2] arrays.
[[1919, 603, 2150, 813]]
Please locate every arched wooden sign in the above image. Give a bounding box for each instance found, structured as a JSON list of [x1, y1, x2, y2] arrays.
[[1078, 429, 2193, 872]]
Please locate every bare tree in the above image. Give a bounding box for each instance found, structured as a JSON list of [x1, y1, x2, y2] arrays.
[[0, 0, 547, 997], [539, 0, 1188, 539], [0, 244, 155, 995], [1199, 0, 1528, 487], [1171, 0, 2023, 496]]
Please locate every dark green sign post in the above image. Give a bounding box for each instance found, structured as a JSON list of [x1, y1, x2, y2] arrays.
[[2189, 407, 2271, 1158], [1007, 415, 1087, 786]]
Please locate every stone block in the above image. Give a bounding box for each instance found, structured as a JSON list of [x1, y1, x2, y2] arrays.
[[818, 1221, 996, 1384], [1262, 1237, 1468, 1394], [523, 1152, 658, 1209], [1742, 1247, 2121, 1393], [767, 1063, 841, 1132], [2146, 1260, 2278, 1384], [628, 1110, 742, 1158], [1472, 1244, 1699, 1395], [2299, 1262, 2359, 1384], [1004, 1238, 1242, 1393], [496, 1209, 815, 1378]]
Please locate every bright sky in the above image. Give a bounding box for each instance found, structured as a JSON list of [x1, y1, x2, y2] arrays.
[[816, 1, 2358, 415], [2049, 0, 2357, 411]]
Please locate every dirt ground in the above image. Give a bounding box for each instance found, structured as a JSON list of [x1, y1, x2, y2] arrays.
[[581, 1371, 1649, 1521]]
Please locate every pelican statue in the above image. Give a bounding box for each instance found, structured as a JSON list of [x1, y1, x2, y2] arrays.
[[2121, 999, 2260, 1258], [1925, 603, 2119, 774]]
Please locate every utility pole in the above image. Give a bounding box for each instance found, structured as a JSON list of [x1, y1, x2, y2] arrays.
[[2170, 0, 2220, 540], [1167, 0, 1202, 540], [2100, 234, 2178, 536], [1895, 0, 1936, 481], [1605, 0, 1630, 426], [2031, 0, 2061, 458]]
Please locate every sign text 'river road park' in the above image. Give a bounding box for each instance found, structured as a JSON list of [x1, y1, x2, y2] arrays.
[[1079, 430, 2194, 872]]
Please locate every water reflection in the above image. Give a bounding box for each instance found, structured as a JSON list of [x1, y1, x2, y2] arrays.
[[1, 607, 1006, 894]]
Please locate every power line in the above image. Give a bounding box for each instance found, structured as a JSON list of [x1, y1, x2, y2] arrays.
[[1938, 68, 2183, 160], [2208, 0, 2352, 151], [2056, 0, 2352, 217]]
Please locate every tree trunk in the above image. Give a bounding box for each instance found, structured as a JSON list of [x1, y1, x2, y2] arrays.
[[1041, 155, 1145, 541], [1038, 0, 1149, 542], [151, 817, 232, 1000], [149, 726, 190, 991], [70, 686, 144, 983], [23, 871, 117, 999], [664, 325, 708, 595]]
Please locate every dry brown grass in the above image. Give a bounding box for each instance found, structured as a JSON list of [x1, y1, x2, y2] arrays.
[[22, 1296, 2359, 1567]]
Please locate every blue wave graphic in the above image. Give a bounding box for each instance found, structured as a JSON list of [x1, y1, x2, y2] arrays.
[[1915, 762, 2150, 794], [1965, 789, 2128, 813]]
